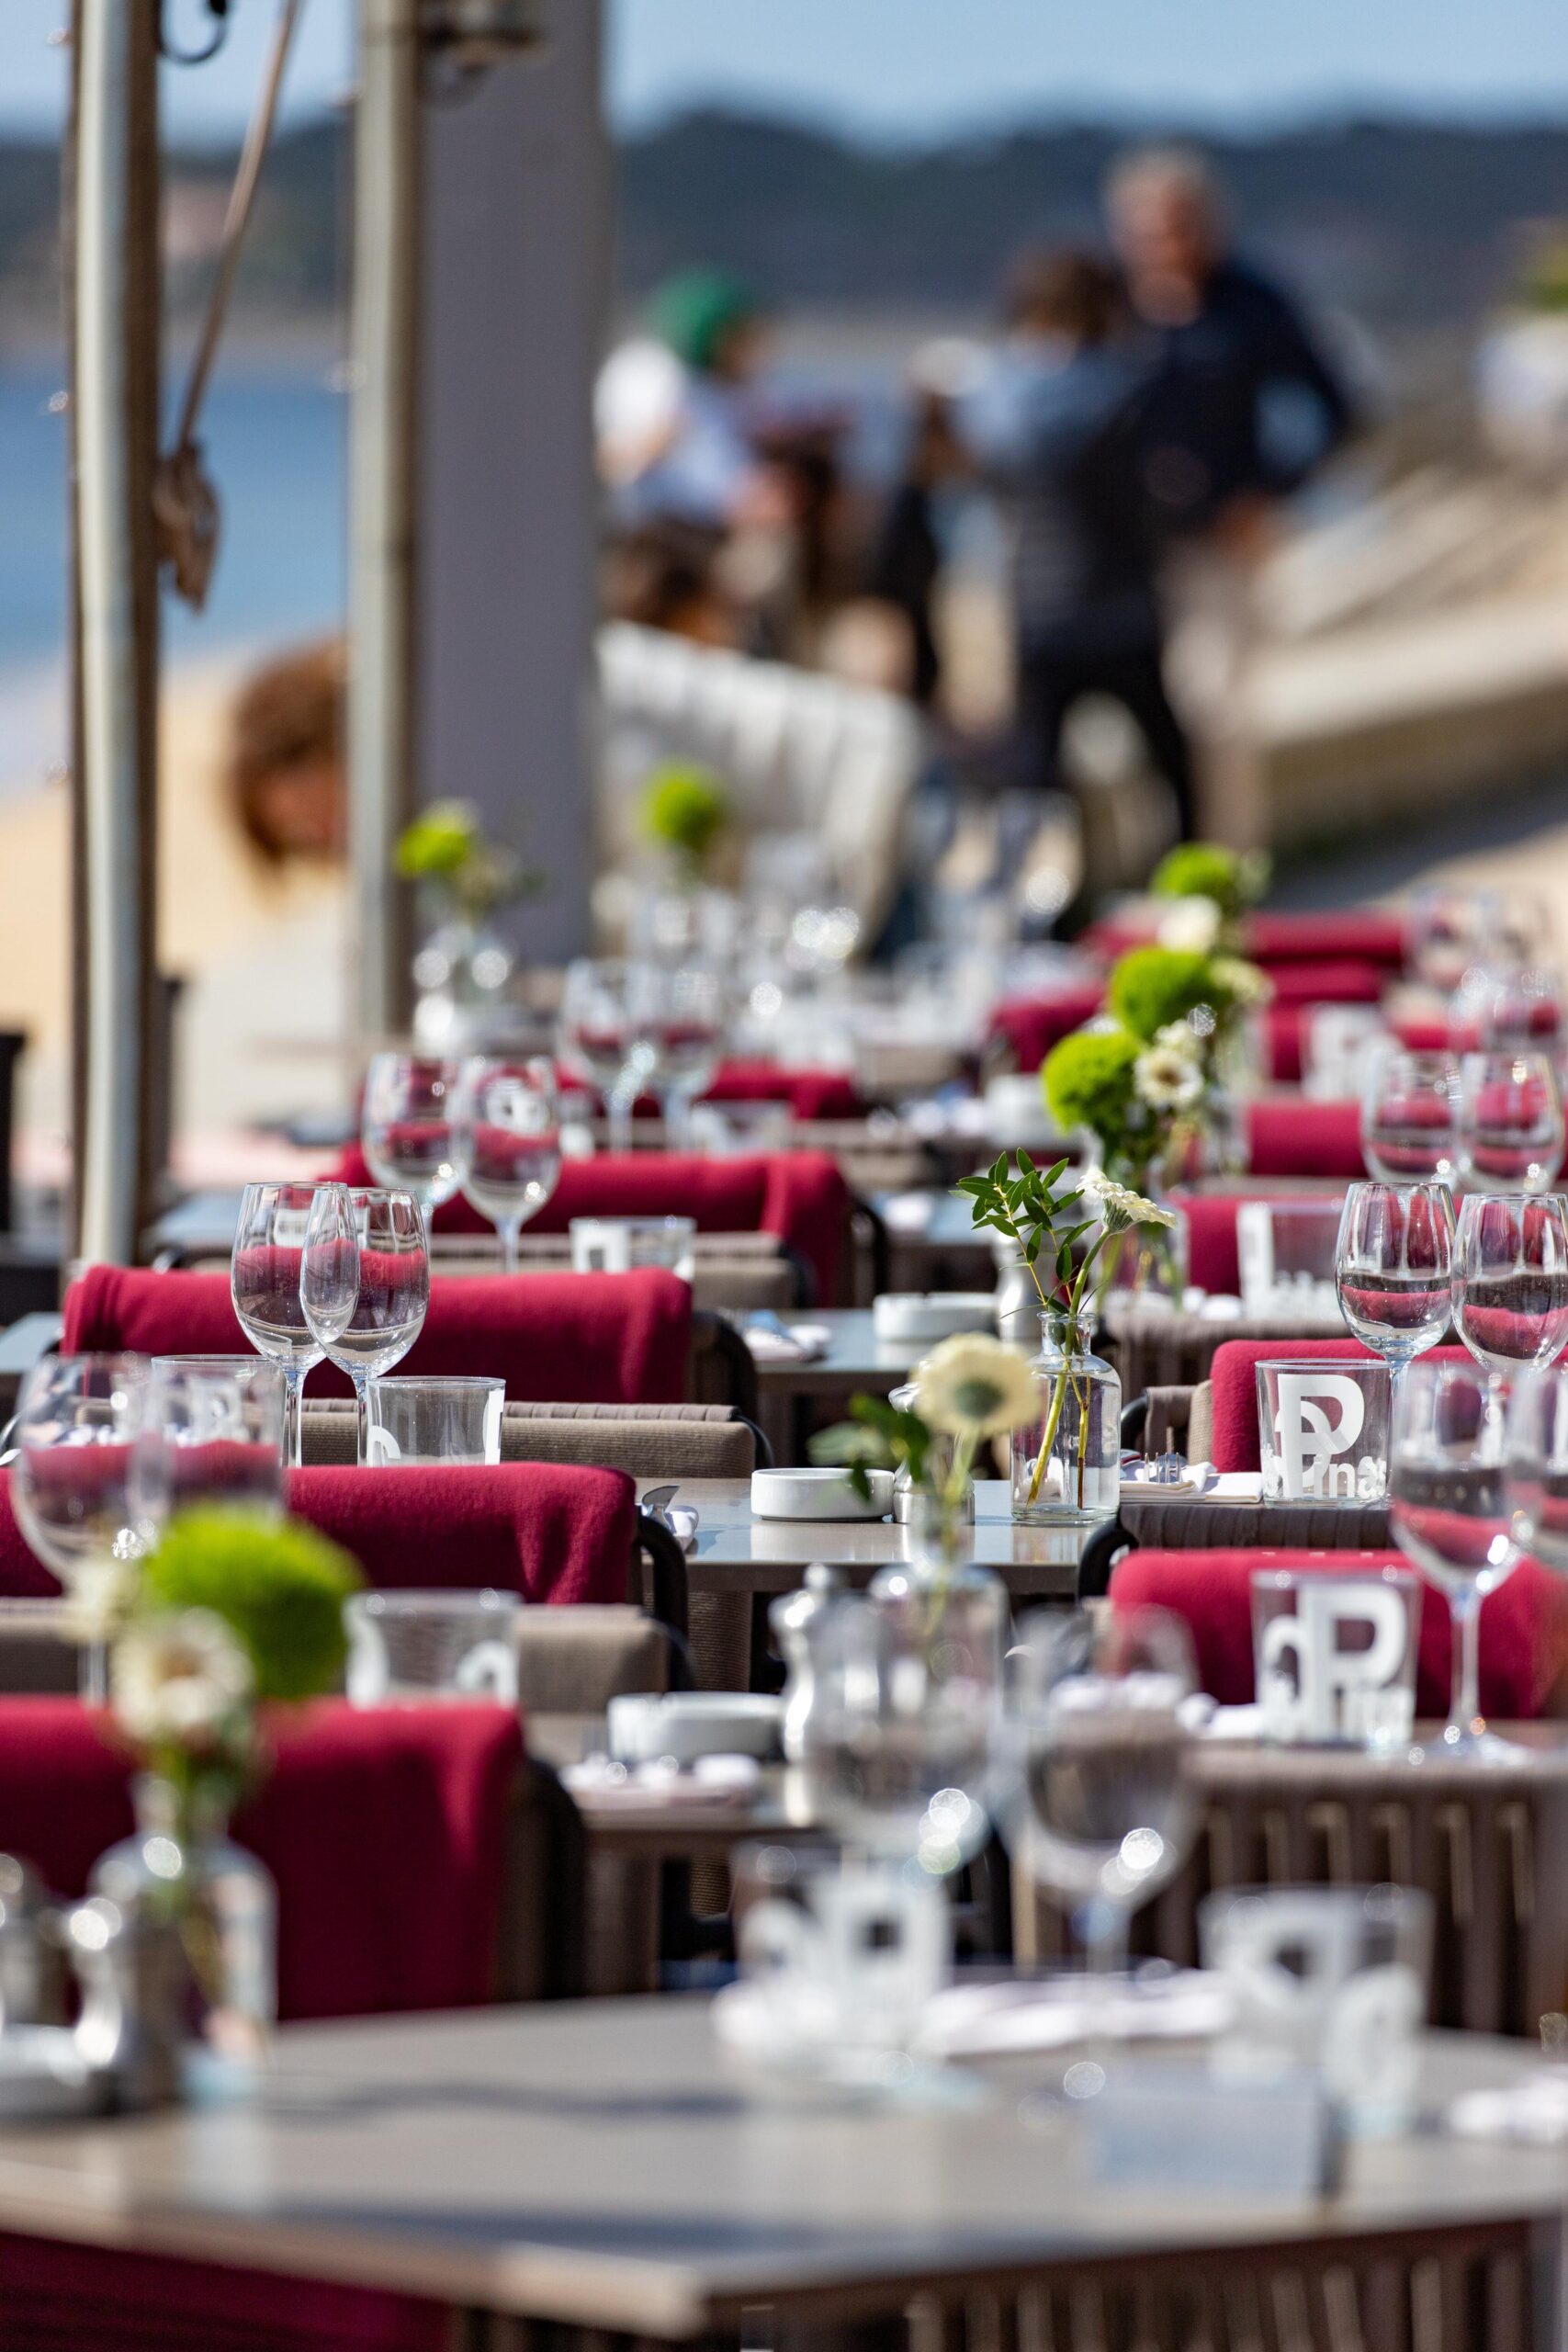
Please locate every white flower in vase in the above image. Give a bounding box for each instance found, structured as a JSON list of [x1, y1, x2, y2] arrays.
[[1134, 1040, 1205, 1113], [916, 1333, 1042, 1440], [1156, 898, 1221, 953], [1080, 1170, 1179, 1234], [113, 1610, 254, 1751]]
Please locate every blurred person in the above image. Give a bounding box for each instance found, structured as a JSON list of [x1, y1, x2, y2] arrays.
[[857, 342, 978, 707], [961, 247, 1196, 928], [595, 267, 783, 536], [1107, 144, 1357, 842], [227, 638, 345, 865]]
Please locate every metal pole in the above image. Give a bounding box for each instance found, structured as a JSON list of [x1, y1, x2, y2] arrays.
[[348, 0, 423, 1039], [70, 0, 161, 1264]]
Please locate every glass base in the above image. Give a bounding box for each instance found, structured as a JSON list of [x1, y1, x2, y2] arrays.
[[1417, 1723, 1525, 1765], [1012, 1501, 1111, 1530]]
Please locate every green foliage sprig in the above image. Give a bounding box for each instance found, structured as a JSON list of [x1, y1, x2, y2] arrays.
[[394, 800, 546, 921]]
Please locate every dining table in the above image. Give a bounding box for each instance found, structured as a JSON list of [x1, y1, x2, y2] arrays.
[[0, 2002, 1556, 2347]]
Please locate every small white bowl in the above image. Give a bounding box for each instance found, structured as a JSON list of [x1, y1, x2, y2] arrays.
[[750, 1466, 894, 1521], [872, 1292, 995, 1345], [606, 1691, 784, 1765]]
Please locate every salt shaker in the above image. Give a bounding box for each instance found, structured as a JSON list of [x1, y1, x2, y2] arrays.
[[770, 1564, 842, 1764]]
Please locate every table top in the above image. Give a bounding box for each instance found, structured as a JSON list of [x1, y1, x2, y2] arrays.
[[0, 2006, 1554, 2336], [638, 1477, 1092, 1595]]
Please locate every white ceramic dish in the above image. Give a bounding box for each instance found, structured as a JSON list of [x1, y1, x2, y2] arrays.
[[750, 1466, 894, 1521], [606, 1691, 784, 1765], [872, 1293, 995, 1345]]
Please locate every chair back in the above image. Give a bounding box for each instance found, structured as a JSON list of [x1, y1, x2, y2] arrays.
[[301, 1398, 756, 1478]]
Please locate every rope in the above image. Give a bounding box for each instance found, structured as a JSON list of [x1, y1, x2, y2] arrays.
[[154, 0, 307, 608]]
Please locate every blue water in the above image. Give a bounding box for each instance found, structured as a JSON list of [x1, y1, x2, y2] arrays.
[[0, 359, 347, 752]]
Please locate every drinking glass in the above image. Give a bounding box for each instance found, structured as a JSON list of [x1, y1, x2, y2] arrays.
[[302, 1187, 426, 1461], [11, 1355, 149, 1702], [1359, 1049, 1460, 1185], [635, 965, 727, 1148], [1456, 1052, 1564, 1194], [1388, 1357, 1521, 1759], [130, 1361, 286, 1539], [231, 1181, 342, 1467], [361, 1055, 466, 1217], [363, 1377, 504, 1466], [1407, 886, 1502, 995], [345, 1590, 522, 1705], [1335, 1181, 1455, 1408], [1506, 1365, 1568, 1576], [992, 1607, 1196, 2092], [796, 1589, 994, 1879], [1476, 966, 1566, 1057], [452, 1057, 562, 1272], [558, 958, 653, 1152], [1453, 1191, 1568, 1393]]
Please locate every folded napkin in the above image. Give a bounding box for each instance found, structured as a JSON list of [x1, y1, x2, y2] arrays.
[[1449, 2075, 1568, 2144], [1179, 1695, 1267, 1741], [561, 1753, 761, 1811], [916, 1970, 1233, 2059], [744, 1321, 833, 1363]]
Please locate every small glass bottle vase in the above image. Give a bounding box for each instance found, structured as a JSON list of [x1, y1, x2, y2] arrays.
[[869, 1491, 1007, 1694], [90, 1775, 277, 2101], [1012, 1311, 1122, 1525]]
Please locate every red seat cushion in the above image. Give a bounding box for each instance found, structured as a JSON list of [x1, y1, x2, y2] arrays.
[[1080, 911, 1406, 970], [62, 1263, 692, 1406], [1245, 1097, 1364, 1178], [328, 1148, 851, 1302], [1262, 959, 1387, 1009], [1111, 1546, 1568, 1720], [0, 1696, 522, 2350], [987, 986, 1106, 1074], [0, 1460, 634, 1609], [1207, 1338, 1477, 1474], [694, 1060, 862, 1120], [1171, 1193, 1352, 1298]]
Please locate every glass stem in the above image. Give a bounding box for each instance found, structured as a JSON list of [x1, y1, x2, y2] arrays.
[[664, 1088, 691, 1151], [79, 1636, 107, 1708], [498, 1217, 522, 1277], [1450, 1586, 1483, 1744], [281, 1364, 307, 1469], [352, 1373, 369, 1466], [606, 1085, 634, 1156], [1075, 1894, 1130, 2089]]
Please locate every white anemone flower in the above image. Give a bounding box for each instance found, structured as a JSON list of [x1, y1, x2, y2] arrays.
[[1080, 1170, 1178, 1234], [1152, 1020, 1202, 1062], [1211, 954, 1273, 1006], [112, 1610, 253, 1752], [1134, 1043, 1204, 1113], [916, 1333, 1041, 1439], [1156, 898, 1221, 954]]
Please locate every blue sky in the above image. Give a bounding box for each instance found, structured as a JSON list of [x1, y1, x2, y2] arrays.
[[5, 0, 1568, 135]]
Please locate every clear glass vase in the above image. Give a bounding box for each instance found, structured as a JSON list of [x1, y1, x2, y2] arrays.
[[1012, 1310, 1122, 1525], [869, 1491, 1007, 1695], [90, 1775, 276, 2101], [411, 917, 513, 1052], [1099, 1198, 1190, 1309]]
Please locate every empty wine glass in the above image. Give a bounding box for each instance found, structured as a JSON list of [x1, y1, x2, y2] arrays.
[[1457, 1053, 1564, 1194], [1407, 887, 1503, 995], [1506, 1364, 1568, 1577], [1359, 1049, 1460, 1185], [302, 1187, 426, 1462], [796, 1589, 994, 1879], [452, 1057, 562, 1272], [231, 1182, 343, 1467], [1454, 1191, 1568, 1396], [635, 965, 727, 1148], [11, 1355, 149, 1701], [1475, 966, 1566, 1057], [1389, 1357, 1521, 1760], [130, 1361, 286, 1541], [559, 959, 653, 1153], [992, 1607, 1197, 2089], [1335, 1181, 1455, 1408], [361, 1055, 465, 1217]]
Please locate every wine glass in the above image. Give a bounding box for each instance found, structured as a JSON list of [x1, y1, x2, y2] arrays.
[[1456, 1052, 1564, 1194], [302, 1187, 426, 1462], [130, 1361, 286, 1544], [1407, 887, 1503, 995], [1359, 1049, 1460, 1185], [361, 1055, 465, 1218], [1476, 965, 1566, 1057], [635, 965, 727, 1148], [1389, 1357, 1521, 1760], [558, 958, 654, 1153], [796, 1589, 994, 1879], [452, 1057, 562, 1272], [1335, 1181, 1455, 1409], [1505, 1364, 1568, 1576], [992, 1607, 1197, 2090], [1454, 1192, 1568, 1396], [231, 1181, 344, 1467], [11, 1355, 149, 1701]]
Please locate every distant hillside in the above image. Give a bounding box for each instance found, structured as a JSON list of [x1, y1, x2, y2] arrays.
[[2, 107, 1566, 346]]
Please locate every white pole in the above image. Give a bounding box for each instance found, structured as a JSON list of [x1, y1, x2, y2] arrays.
[[73, 0, 157, 1264], [348, 0, 422, 1040]]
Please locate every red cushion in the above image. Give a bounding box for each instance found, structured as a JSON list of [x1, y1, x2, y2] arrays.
[[0, 1460, 634, 1609], [328, 1148, 850, 1302], [286, 1464, 634, 1606], [1080, 912, 1406, 969], [1261, 959, 1387, 1009], [1171, 1193, 1350, 1297], [0, 1697, 522, 2350], [1246, 1097, 1364, 1178], [987, 986, 1106, 1074], [695, 1060, 861, 1120], [62, 1263, 692, 1407], [1207, 1338, 1477, 1474], [1111, 1546, 1568, 1720]]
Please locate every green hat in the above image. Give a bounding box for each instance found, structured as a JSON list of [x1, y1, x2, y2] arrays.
[[649, 268, 759, 372]]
